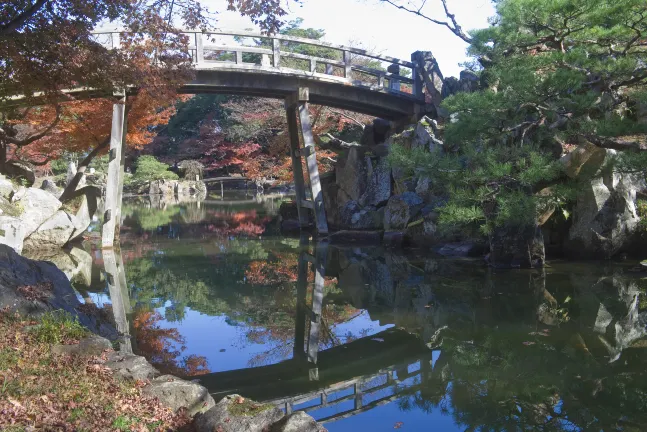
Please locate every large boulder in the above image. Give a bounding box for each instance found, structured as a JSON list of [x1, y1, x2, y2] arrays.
[[149, 179, 177, 196], [0, 215, 24, 254], [336, 148, 368, 202], [0, 174, 15, 199], [68, 186, 100, 242], [0, 244, 118, 338], [143, 375, 215, 417], [567, 170, 644, 258], [488, 224, 545, 268], [340, 201, 383, 230], [358, 156, 391, 207], [271, 412, 327, 432], [14, 187, 62, 238], [40, 179, 62, 197], [384, 192, 424, 230], [193, 394, 285, 432], [23, 210, 75, 250], [105, 352, 160, 381]]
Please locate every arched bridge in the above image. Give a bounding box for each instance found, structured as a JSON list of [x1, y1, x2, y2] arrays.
[[93, 29, 425, 119]]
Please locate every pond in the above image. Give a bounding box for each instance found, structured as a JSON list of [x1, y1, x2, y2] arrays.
[[77, 191, 647, 431]]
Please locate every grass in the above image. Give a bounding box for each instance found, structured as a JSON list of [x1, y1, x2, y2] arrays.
[[227, 396, 273, 417], [0, 310, 193, 431], [29, 310, 88, 344]]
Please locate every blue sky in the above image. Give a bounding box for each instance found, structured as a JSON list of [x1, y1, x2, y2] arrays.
[[207, 0, 495, 77]]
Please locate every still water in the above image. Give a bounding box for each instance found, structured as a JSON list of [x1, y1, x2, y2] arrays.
[[77, 191, 647, 431]]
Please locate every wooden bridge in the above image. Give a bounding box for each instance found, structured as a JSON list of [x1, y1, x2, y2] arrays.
[[85, 30, 428, 248]]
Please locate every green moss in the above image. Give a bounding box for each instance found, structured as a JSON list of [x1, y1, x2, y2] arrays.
[[227, 397, 273, 417], [29, 310, 88, 344]]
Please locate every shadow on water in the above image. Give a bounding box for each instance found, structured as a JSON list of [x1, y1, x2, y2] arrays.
[[73, 192, 647, 431]]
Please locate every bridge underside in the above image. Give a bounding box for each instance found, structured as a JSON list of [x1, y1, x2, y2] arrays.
[[181, 68, 420, 120]]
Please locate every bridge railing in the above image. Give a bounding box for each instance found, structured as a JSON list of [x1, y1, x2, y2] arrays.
[[91, 29, 424, 100]]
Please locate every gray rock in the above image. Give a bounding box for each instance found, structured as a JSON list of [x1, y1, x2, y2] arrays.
[[336, 148, 368, 202], [488, 224, 545, 268], [271, 411, 326, 432], [143, 375, 215, 416], [69, 186, 100, 242], [23, 248, 77, 280], [412, 117, 444, 152], [23, 210, 75, 250], [69, 247, 93, 287], [434, 242, 484, 258], [372, 118, 391, 144], [0, 244, 118, 339], [105, 352, 160, 381], [193, 394, 284, 432], [359, 157, 391, 207], [0, 175, 15, 199], [340, 201, 383, 230], [567, 168, 644, 258], [16, 187, 62, 238], [149, 179, 177, 196], [52, 335, 113, 357], [40, 179, 62, 197], [0, 215, 24, 254], [384, 192, 424, 230]]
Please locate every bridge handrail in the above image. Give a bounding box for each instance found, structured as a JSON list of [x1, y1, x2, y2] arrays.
[[92, 28, 423, 99]]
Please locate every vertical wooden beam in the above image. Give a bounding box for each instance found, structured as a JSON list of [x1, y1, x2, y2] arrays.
[[114, 103, 129, 242], [354, 382, 363, 410], [111, 32, 121, 50], [285, 100, 309, 227], [387, 64, 401, 92], [293, 235, 309, 360], [235, 50, 243, 64], [343, 51, 352, 79], [102, 97, 127, 249], [272, 38, 281, 68], [261, 54, 270, 67], [195, 32, 204, 65], [309, 58, 317, 73], [297, 100, 329, 234], [325, 63, 333, 75]]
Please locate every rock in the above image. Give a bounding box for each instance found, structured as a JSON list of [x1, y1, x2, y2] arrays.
[[359, 157, 391, 207], [392, 167, 416, 194], [176, 180, 207, 196], [149, 179, 177, 196], [360, 123, 376, 147], [488, 225, 545, 268], [5, 161, 35, 186], [434, 242, 485, 258], [442, 70, 480, 98], [340, 201, 383, 230], [143, 375, 215, 416], [0, 175, 15, 199], [321, 172, 340, 228], [15, 187, 62, 238], [40, 179, 62, 197], [0, 215, 24, 253], [336, 148, 368, 202], [105, 352, 160, 381], [566, 168, 644, 258], [23, 210, 75, 250], [384, 192, 424, 230], [52, 335, 113, 357], [412, 116, 444, 152], [271, 411, 326, 432], [69, 247, 93, 287], [0, 244, 118, 339], [23, 248, 77, 280], [68, 186, 100, 242], [372, 118, 391, 144], [383, 231, 405, 248], [193, 394, 284, 432]]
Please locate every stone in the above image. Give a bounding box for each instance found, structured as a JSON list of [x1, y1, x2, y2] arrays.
[[69, 247, 93, 287], [149, 179, 177, 196], [105, 352, 160, 381], [40, 179, 62, 197], [372, 118, 391, 144], [488, 224, 545, 268], [193, 394, 284, 432], [143, 375, 215, 416], [360, 123, 376, 147], [23, 248, 77, 280], [392, 167, 416, 194], [412, 116, 444, 152], [68, 186, 100, 242], [384, 192, 424, 230], [340, 201, 383, 230], [15, 187, 62, 238], [52, 335, 113, 357], [359, 157, 391, 207], [5, 161, 35, 186], [566, 169, 644, 259], [383, 231, 405, 248], [23, 210, 75, 250], [336, 148, 368, 202], [176, 180, 207, 196], [270, 411, 326, 432], [321, 172, 340, 228], [0, 175, 15, 199], [0, 216, 24, 254], [0, 244, 118, 339]]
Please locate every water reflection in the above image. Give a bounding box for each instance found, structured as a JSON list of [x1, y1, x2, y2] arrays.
[[74, 193, 647, 431]]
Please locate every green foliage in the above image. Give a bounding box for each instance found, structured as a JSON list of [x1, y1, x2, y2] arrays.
[[30, 311, 88, 344], [50, 158, 70, 176], [129, 156, 178, 184]]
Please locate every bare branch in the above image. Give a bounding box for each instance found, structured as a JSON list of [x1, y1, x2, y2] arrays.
[[380, 0, 472, 43], [0, 104, 62, 147], [0, 0, 49, 36]]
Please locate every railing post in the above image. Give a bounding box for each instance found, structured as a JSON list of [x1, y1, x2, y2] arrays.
[[411, 52, 424, 99], [387, 64, 401, 92], [343, 51, 352, 79], [309, 58, 317, 73], [111, 32, 121, 49], [195, 32, 204, 65], [325, 64, 333, 75], [261, 54, 270, 67], [236, 50, 243, 64], [272, 38, 281, 68]]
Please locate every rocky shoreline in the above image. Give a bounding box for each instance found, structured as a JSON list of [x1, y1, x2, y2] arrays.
[[0, 245, 326, 431]]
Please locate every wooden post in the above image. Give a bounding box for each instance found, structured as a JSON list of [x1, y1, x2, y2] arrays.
[[236, 50, 243, 64], [293, 234, 309, 360], [272, 38, 281, 68], [261, 54, 270, 67], [387, 64, 401, 92], [285, 100, 309, 227], [102, 97, 127, 249], [309, 58, 317, 73], [354, 382, 363, 409], [195, 32, 204, 65], [325, 64, 333, 75], [114, 103, 129, 241], [103, 249, 133, 354], [297, 96, 329, 234], [343, 51, 352, 79]]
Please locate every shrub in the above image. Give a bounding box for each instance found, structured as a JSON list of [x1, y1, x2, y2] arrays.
[[130, 156, 178, 184], [30, 311, 87, 344]]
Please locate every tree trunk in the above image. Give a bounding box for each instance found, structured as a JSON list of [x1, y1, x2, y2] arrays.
[[59, 137, 110, 203]]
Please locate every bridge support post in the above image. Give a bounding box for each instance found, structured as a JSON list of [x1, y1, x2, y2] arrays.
[[103, 249, 133, 354], [306, 241, 328, 365], [285, 101, 309, 228], [293, 234, 309, 361], [102, 96, 128, 249]]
